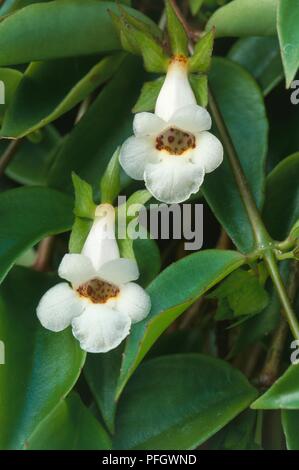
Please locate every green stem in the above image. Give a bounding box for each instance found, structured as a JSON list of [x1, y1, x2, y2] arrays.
[[264, 252, 299, 340], [208, 88, 271, 248], [0, 139, 22, 177]]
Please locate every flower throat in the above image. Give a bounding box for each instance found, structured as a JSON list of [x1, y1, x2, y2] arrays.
[[155, 127, 196, 156]]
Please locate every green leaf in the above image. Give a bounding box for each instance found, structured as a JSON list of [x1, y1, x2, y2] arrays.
[[132, 77, 164, 113], [189, 30, 214, 73], [263, 152, 299, 241], [116, 249, 244, 398], [209, 410, 259, 450], [69, 217, 92, 254], [1, 126, 60, 185], [282, 410, 299, 450], [206, 0, 277, 38], [228, 37, 283, 96], [133, 238, 161, 288], [47, 56, 145, 193], [277, 0, 299, 88], [0, 186, 73, 284], [1, 54, 124, 138], [72, 173, 96, 219], [100, 147, 121, 204], [166, 0, 189, 56], [252, 365, 299, 409], [85, 345, 124, 434], [209, 270, 269, 317], [189, 74, 208, 107], [0, 267, 85, 449], [0, 0, 51, 15], [0, 0, 157, 65], [27, 392, 111, 450], [114, 354, 257, 449], [203, 58, 268, 253], [0, 67, 22, 124], [189, 0, 204, 16]]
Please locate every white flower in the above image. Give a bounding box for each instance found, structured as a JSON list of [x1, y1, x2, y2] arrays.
[[37, 204, 151, 353], [120, 56, 223, 204]]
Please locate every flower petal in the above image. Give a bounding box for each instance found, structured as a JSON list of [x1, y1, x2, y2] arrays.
[[155, 60, 196, 121], [133, 112, 166, 136], [37, 283, 83, 332], [144, 158, 205, 204], [98, 258, 139, 285], [71, 305, 131, 353], [116, 282, 151, 323], [192, 131, 224, 173], [58, 254, 95, 287], [119, 135, 158, 180], [169, 104, 212, 133], [82, 204, 120, 271]]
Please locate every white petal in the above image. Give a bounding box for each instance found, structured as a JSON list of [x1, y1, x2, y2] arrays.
[[155, 59, 196, 122], [144, 158, 205, 204], [98, 258, 139, 285], [192, 131, 224, 173], [71, 305, 131, 353], [119, 135, 158, 180], [133, 112, 166, 136], [37, 283, 83, 332], [169, 104, 212, 133], [58, 254, 95, 287], [82, 204, 120, 271], [116, 282, 151, 323]]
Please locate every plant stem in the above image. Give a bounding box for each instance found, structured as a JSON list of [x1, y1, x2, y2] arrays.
[[259, 261, 298, 387], [207, 89, 271, 248], [0, 139, 22, 177], [264, 253, 299, 340], [34, 236, 55, 272]]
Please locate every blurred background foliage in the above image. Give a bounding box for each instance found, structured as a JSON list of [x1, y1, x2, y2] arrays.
[[0, 0, 298, 451]]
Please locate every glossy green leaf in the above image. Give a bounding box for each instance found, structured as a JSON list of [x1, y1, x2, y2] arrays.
[[206, 0, 277, 38], [0, 0, 51, 15], [48, 56, 145, 192], [114, 354, 257, 449], [0, 186, 73, 284], [133, 238, 161, 288], [116, 249, 244, 398], [203, 58, 268, 253], [282, 410, 299, 450], [0, 267, 85, 449], [0, 1, 157, 65], [252, 365, 299, 409], [2, 126, 60, 185], [263, 152, 299, 241], [85, 345, 123, 434], [27, 392, 111, 450], [209, 410, 259, 450], [0, 67, 22, 123], [1, 54, 124, 138], [228, 37, 283, 96], [278, 0, 299, 88]]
